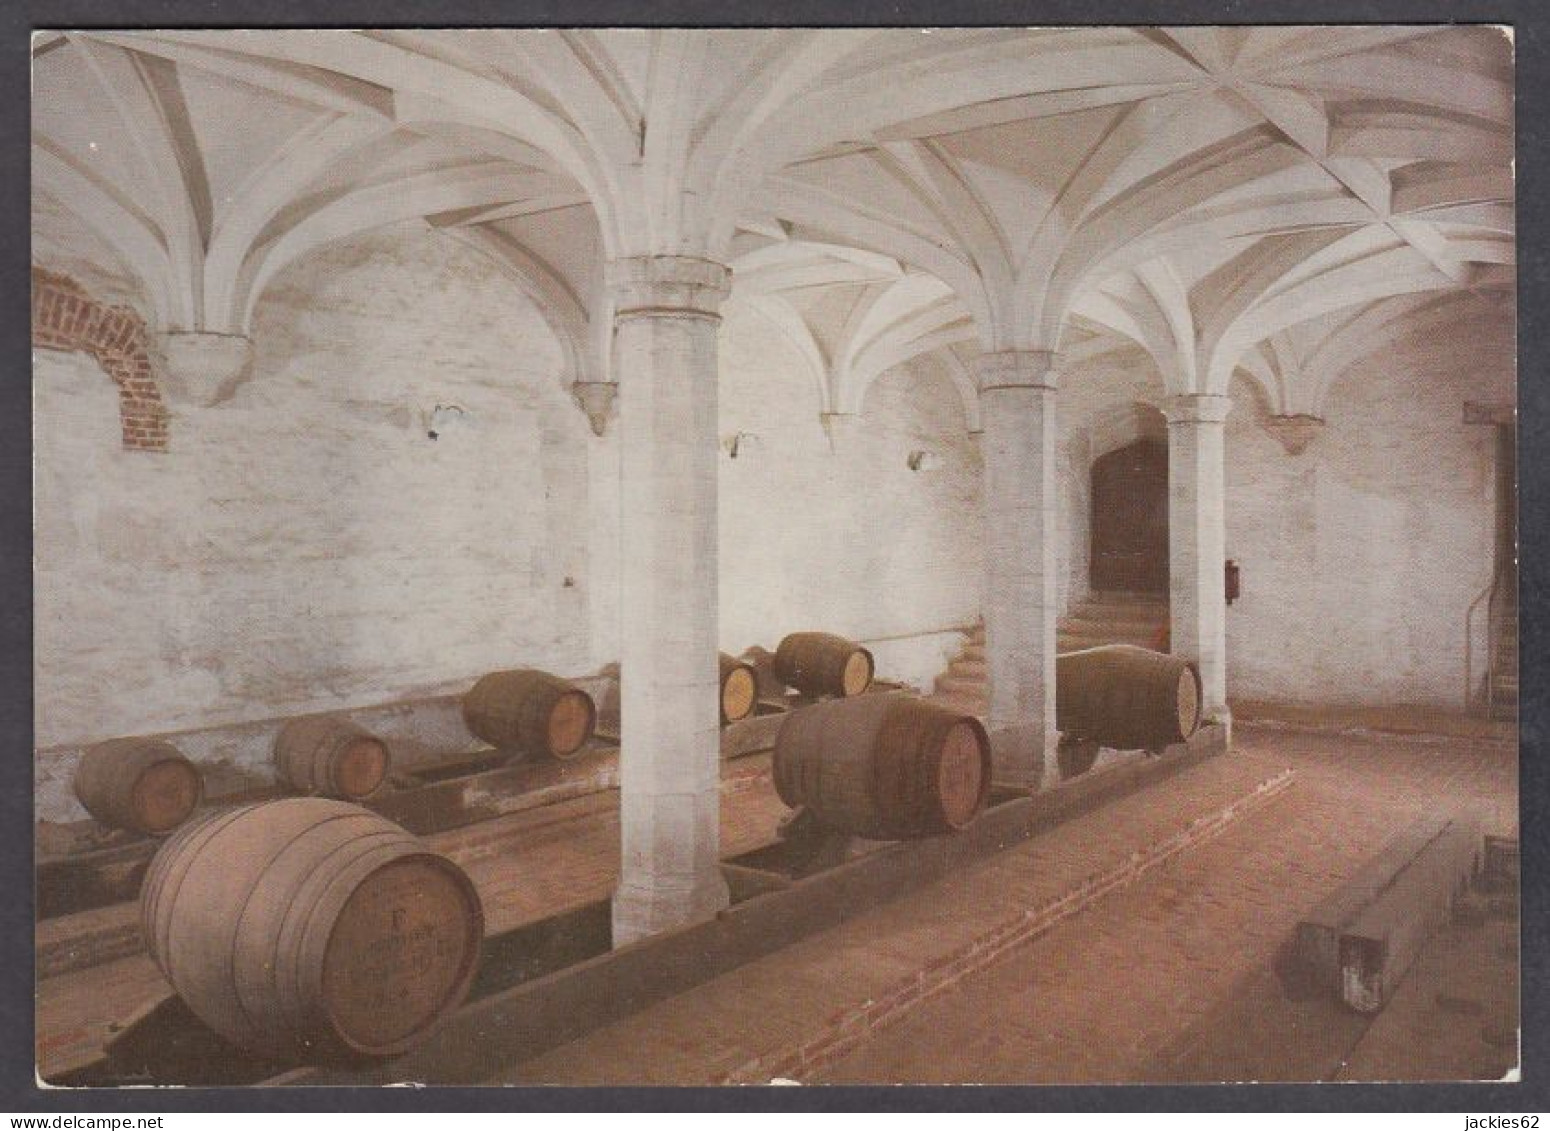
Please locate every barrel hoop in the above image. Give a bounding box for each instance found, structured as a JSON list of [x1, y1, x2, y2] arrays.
[[275, 829, 414, 1048], [219, 809, 379, 1048], [144, 804, 254, 970], [253, 823, 406, 1048], [867, 700, 926, 833]]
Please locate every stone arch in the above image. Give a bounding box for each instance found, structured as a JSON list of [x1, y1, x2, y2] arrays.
[[1085, 399, 1168, 464], [31, 266, 168, 452]]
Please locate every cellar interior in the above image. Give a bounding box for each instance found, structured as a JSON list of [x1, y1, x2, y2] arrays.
[[31, 27, 1519, 1087]]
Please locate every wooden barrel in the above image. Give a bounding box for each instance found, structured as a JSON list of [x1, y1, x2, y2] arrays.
[[739, 645, 788, 702], [273, 715, 391, 800], [1056, 737, 1101, 781], [773, 693, 990, 840], [719, 653, 759, 724], [73, 738, 203, 836], [141, 798, 483, 1062], [1056, 644, 1202, 753], [773, 632, 874, 699], [462, 669, 596, 760]]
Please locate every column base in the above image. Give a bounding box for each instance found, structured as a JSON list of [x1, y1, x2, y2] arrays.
[[986, 721, 1061, 793], [612, 870, 730, 948], [1204, 708, 1232, 748]]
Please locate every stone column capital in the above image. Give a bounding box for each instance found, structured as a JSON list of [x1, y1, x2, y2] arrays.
[[1263, 413, 1325, 455], [606, 256, 731, 320], [571, 381, 618, 437], [973, 349, 1058, 394], [152, 331, 255, 409], [1163, 392, 1233, 426]]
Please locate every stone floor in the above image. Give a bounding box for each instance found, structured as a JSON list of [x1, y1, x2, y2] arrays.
[[36, 718, 1519, 1086]]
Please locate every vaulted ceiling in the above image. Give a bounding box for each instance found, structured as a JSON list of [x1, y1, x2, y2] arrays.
[[32, 27, 1516, 423]]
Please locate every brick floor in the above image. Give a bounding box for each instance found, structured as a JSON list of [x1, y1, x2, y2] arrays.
[[1335, 897, 1519, 1082], [498, 749, 1290, 1084], [38, 723, 1517, 1086], [815, 725, 1516, 1085], [498, 724, 1516, 1085]]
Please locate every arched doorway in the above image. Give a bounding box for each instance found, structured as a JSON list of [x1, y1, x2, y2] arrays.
[[1090, 438, 1169, 594]]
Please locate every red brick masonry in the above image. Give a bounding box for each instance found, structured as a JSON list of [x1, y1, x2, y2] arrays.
[[32, 266, 169, 452]]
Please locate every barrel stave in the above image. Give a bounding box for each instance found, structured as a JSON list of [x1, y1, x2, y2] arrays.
[[463, 669, 596, 760], [74, 737, 202, 836], [141, 798, 482, 1063], [773, 633, 875, 699], [774, 693, 989, 840], [273, 715, 390, 800], [1055, 644, 1202, 752]]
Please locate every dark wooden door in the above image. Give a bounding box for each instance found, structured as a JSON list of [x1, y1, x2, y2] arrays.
[[1090, 439, 1169, 594]]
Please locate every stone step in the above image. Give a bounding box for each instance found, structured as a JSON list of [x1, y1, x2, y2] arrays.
[[1338, 818, 1482, 1013], [934, 674, 986, 699], [1068, 599, 1168, 615], [929, 692, 988, 717], [1073, 610, 1166, 621], [1060, 632, 1166, 651], [956, 633, 1164, 663], [1062, 616, 1168, 637], [948, 658, 988, 679], [1080, 590, 1170, 606]]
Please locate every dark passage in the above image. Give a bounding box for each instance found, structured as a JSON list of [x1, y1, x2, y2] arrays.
[[1091, 438, 1169, 595]]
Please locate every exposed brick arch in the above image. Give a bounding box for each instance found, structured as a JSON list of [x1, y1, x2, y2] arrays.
[[31, 266, 169, 452]]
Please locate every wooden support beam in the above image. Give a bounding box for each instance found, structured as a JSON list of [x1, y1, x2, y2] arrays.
[[1295, 814, 1482, 1014], [38, 696, 798, 922], [1296, 817, 1450, 995], [1339, 818, 1481, 1013], [51, 722, 1227, 1086]]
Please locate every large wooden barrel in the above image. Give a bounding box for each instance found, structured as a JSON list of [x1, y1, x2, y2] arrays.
[[1056, 644, 1202, 753], [462, 669, 596, 760], [273, 715, 391, 800], [73, 738, 203, 836], [773, 693, 990, 840], [141, 798, 483, 1062], [719, 652, 759, 724], [773, 632, 874, 699]]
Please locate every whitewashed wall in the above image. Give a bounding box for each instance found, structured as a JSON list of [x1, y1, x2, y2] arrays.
[[35, 222, 595, 758], [1223, 338, 1505, 709], [34, 233, 989, 817], [33, 217, 1511, 825], [1053, 335, 1506, 712], [716, 301, 984, 691]]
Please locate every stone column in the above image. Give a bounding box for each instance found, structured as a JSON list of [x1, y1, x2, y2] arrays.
[[974, 350, 1060, 790], [1164, 393, 1232, 718], [609, 256, 732, 945]]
